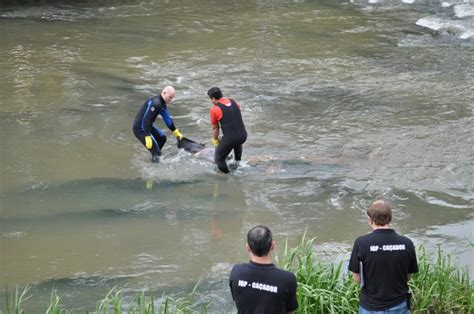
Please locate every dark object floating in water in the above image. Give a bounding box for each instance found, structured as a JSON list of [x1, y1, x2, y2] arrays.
[[177, 137, 206, 154]]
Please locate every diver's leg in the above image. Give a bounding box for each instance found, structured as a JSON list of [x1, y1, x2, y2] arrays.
[[233, 144, 243, 161], [148, 128, 165, 163], [133, 128, 159, 158], [215, 139, 233, 174], [151, 127, 167, 150]]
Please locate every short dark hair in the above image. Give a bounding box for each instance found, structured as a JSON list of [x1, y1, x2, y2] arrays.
[[207, 87, 223, 99], [367, 200, 392, 226], [247, 225, 272, 257]]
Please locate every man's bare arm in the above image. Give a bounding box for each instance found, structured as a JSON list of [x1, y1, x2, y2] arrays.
[[352, 272, 361, 283]]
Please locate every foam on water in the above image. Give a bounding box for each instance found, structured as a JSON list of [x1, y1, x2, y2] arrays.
[[133, 148, 215, 182], [415, 2, 474, 39], [424, 197, 473, 209], [416, 16, 473, 39], [454, 4, 474, 18], [350, 0, 474, 40]]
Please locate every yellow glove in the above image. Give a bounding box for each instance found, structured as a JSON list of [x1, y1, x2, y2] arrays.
[[172, 129, 183, 140], [212, 138, 220, 147], [145, 136, 153, 149]]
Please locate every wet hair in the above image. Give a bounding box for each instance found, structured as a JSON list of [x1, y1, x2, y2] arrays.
[[367, 200, 392, 226], [247, 225, 273, 257], [207, 87, 223, 99]]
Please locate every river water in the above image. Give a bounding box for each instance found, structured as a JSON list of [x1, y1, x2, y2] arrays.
[[0, 0, 473, 311]]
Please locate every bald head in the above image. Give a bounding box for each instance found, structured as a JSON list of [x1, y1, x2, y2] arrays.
[[161, 86, 176, 104], [367, 200, 392, 226]]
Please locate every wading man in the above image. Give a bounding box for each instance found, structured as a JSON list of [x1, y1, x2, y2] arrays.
[[229, 225, 298, 314], [208, 87, 247, 173], [132, 86, 184, 163], [349, 200, 418, 314]]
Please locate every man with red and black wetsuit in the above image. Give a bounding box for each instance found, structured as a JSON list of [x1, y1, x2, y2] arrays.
[[208, 87, 247, 174]]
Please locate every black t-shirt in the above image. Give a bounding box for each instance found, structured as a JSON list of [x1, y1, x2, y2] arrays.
[[348, 229, 418, 311], [229, 261, 298, 314]]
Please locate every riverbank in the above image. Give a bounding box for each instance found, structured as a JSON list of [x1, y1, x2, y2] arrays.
[[4, 240, 473, 313]]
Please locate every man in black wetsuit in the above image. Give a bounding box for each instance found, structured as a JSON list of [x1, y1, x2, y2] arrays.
[[208, 87, 247, 173], [229, 225, 299, 314], [132, 86, 183, 163], [349, 200, 418, 314]]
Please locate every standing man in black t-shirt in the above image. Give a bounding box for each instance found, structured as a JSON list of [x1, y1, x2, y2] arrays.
[[349, 200, 418, 314], [229, 225, 299, 314]]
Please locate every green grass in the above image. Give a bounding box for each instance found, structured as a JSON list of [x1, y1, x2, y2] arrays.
[[410, 246, 474, 313], [277, 235, 473, 313], [4, 284, 32, 314], [3, 240, 473, 313], [2, 282, 208, 314], [276, 235, 359, 313]]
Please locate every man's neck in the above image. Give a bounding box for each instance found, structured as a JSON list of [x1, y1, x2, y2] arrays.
[[250, 255, 273, 265], [371, 224, 391, 231]]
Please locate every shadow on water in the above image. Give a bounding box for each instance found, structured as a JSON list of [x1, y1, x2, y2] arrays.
[[2, 177, 203, 213], [0, 206, 219, 227], [1, 0, 157, 5], [1, 176, 248, 312]]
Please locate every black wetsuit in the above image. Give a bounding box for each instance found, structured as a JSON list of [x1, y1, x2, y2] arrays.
[[215, 99, 247, 173], [132, 95, 177, 158]]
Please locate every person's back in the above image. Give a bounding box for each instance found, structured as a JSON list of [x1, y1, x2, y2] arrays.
[[349, 200, 418, 313], [132, 96, 163, 132], [352, 229, 417, 310], [230, 261, 297, 314], [215, 98, 247, 141], [229, 225, 298, 314]]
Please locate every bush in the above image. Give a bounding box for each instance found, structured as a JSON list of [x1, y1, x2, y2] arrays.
[[4, 240, 473, 313], [277, 235, 473, 314]]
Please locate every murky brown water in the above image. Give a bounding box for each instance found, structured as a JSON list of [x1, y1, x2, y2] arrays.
[[1, 0, 473, 311]]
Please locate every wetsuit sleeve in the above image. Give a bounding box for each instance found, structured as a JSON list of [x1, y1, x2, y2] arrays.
[[142, 99, 157, 135], [348, 238, 361, 273], [160, 108, 177, 131], [210, 106, 222, 125]]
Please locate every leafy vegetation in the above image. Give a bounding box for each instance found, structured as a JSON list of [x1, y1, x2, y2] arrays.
[[278, 235, 473, 313], [3, 240, 473, 313]]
